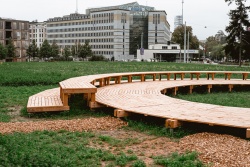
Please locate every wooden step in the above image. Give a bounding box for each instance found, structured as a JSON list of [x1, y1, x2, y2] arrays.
[[27, 88, 69, 112]]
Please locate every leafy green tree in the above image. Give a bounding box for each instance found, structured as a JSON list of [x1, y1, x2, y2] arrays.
[[63, 46, 71, 60], [78, 40, 93, 59], [172, 26, 199, 49], [27, 40, 39, 61], [6, 38, 16, 58], [51, 40, 60, 59], [225, 0, 250, 65], [0, 43, 7, 60], [40, 40, 51, 58], [210, 44, 225, 61]]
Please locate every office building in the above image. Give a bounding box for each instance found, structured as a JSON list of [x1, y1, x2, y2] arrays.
[[174, 15, 183, 29], [46, 2, 171, 60]]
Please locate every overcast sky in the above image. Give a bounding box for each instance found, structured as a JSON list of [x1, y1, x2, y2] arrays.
[[0, 0, 243, 40]]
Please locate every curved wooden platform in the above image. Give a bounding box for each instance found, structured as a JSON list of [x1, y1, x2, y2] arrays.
[[27, 71, 250, 138], [96, 79, 250, 129]]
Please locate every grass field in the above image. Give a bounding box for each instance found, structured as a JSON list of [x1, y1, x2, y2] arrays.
[[0, 61, 249, 166]]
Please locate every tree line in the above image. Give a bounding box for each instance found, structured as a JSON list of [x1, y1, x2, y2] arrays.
[[27, 39, 93, 61], [0, 38, 95, 61]]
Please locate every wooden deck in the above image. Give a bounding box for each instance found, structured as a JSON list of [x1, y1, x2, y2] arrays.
[[26, 71, 250, 138]]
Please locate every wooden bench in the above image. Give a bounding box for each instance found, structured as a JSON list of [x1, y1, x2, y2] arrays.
[[27, 71, 250, 113]]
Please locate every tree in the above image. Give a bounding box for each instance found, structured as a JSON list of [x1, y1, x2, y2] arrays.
[[78, 40, 93, 59], [40, 40, 51, 58], [225, 0, 250, 65], [63, 46, 71, 60], [172, 25, 199, 49], [6, 38, 16, 58], [27, 40, 39, 61], [51, 40, 60, 59], [0, 43, 7, 60]]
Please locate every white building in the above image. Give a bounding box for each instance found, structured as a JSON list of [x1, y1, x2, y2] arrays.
[[45, 2, 171, 60], [29, 21, 47, 48], [137, 43, 199, 62], [174, 15, 183, 29]]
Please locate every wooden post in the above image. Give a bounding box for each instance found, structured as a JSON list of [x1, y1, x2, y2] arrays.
[[174, 74, 177, 80], [63, 93, 69, 106], [91, 93, 95, 102], [172, 87, 178, 96], [181, 73, 185, 80], [60, 87, 63, 100], [167, 73, 171, 80], [207, 85, 212, 93], [207, 73, 214, 80], [117, 76, 122, 84], [141, 74, 145, 82], [114, 109, 130, 118], [189, 85, 194, 94], [128, 75, 132, 83], [159, 74, 162, 81], [161, 89, 167, 95], [247, 128, 250, 138], [105, 77, 110, 85], [153, 74, 156, 81], [225, 73, 232, 80], [228, 84, 233, 92], [242, 73, 248, 80], [99, 78, 104, 87], [165, 119, 181, 128]]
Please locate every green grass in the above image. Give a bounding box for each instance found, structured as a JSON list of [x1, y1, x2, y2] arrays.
[[123, 118, 192, 139], [153, 152, 205, 167], [0, 130, 144, 167], [175, 90, 250, 108], [0, 61, 248, 166], [0, 61, 249, 86]]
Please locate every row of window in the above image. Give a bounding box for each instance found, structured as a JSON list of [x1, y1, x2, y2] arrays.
[[48, 38, 121, 44], [30, 34, 45, 38], [93, 51, 114, 55], [48, 32, 115, 38], [47, 26, 114, 33], [47, 18, 115, 27]]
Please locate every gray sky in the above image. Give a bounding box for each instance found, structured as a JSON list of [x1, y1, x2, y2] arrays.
[[0, 0, 242, 40]]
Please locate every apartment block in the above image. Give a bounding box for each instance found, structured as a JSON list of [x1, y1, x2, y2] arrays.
[[29, 21, 47, 48], [0, 18, 29, 61]]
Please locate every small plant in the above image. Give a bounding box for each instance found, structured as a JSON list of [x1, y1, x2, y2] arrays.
[[153, 151, 205, 167], [132, 160, 146, 167]]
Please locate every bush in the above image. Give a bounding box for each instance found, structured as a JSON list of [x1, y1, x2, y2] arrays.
[[89, 55, 106, 61]]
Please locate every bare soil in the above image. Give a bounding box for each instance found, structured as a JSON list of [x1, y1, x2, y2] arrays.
[[1, 108, 250, 166]]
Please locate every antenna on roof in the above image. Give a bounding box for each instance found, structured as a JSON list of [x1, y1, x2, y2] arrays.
[[76, 0, 78, 13]]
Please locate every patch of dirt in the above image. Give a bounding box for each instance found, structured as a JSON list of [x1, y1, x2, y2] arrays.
[[7, 106, 32, 122], [0, 115, 250, 166]]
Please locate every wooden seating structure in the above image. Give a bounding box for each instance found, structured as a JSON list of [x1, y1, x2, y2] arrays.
[[27, 71, 250, 138]]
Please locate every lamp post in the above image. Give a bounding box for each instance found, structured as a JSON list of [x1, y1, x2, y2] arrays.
[[184, 21, 186, 63]]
